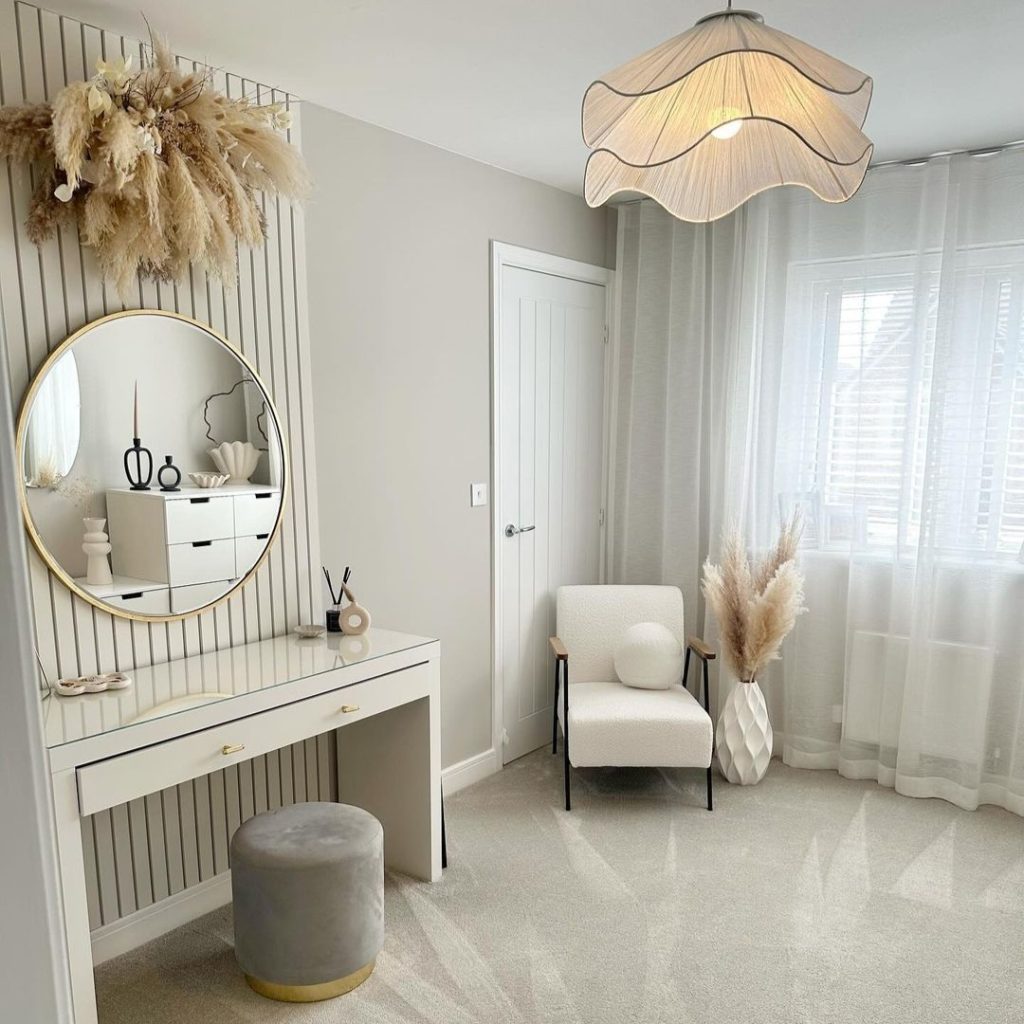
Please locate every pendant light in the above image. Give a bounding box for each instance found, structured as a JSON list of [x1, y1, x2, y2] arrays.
[[582, 3, 873, 222]]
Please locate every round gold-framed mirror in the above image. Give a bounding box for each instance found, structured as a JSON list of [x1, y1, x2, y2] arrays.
[[15, 309, 287, 621]]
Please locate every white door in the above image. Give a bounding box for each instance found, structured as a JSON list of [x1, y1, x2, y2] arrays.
[[498, 259, 607, 764]]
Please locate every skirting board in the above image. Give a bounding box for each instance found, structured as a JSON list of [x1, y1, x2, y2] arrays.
[[442, 747, 498, 796], [91, 747, 500, 962], [91, 873, 233, 965]]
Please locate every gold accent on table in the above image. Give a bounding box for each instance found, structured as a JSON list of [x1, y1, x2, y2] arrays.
[[245, 960, 375, 1003], [13, 308, 289, 625], [221, 743, 246, 755], [340, 704, 360, 714]]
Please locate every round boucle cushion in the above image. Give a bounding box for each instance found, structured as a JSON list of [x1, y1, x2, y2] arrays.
[[613, 622, 684, 690]]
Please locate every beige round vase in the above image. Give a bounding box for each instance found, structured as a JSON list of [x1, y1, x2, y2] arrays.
[[716, 681, 773, 785]]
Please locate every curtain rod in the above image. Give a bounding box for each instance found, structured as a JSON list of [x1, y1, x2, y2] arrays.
[[869, 137, 1024, 168]]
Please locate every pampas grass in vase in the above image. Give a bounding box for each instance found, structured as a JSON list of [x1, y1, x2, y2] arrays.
[[702, 516, 806, 785]]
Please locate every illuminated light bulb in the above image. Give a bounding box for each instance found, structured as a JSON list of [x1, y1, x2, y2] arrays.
[[711, 119, 743, 140]]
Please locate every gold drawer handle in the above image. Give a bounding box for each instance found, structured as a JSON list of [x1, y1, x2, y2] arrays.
[[221, 743, 246, 755], [340, 704, 360, 714]]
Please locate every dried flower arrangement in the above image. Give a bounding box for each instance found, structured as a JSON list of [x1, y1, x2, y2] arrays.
[[0, 37, 310, 298], [702, 516, 807, 683]]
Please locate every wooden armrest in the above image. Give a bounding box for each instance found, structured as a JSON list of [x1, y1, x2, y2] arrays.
[[687, 636, 716, 661], [549, 636, 568, 661]]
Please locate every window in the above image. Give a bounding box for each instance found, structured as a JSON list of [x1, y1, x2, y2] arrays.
[[780, 248, 1024, 557]]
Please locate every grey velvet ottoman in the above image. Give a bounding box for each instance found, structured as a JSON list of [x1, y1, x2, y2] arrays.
[[230, 801, 384, 1002]]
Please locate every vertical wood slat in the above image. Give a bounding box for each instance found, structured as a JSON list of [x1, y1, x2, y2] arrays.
[[0, 4, 324, 931]]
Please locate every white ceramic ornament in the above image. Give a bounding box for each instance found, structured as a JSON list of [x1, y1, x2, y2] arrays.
[[716, 681, 773, 785], [82, 517, 113, 585], [208, 441, 261, 482]]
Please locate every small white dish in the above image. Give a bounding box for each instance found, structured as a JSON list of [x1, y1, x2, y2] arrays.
[[102, 672, 133, 690], [80, 675, 109, 693], [189, 471, 230, 489], [294, 624, 326, 639], [54, 679, 86, 697]]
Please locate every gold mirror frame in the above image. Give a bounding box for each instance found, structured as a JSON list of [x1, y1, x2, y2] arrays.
[[14, 309, 288, 623]]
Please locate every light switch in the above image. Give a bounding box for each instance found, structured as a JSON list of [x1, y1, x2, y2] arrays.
[[470, 483, 488, 507]]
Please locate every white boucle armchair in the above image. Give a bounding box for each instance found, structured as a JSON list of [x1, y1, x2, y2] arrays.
[[550, 585, 715, 812]]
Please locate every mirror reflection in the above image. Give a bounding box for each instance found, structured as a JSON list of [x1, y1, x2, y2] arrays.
[[23, 350, 81, 487], [18, 312, 285, 619]]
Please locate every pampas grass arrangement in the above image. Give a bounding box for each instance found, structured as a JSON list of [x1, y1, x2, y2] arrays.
[[0, 36, 310, 298], [702, 516, 806, 683]]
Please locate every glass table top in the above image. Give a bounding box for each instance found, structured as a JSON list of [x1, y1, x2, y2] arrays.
[[43, 628, 436, 748]]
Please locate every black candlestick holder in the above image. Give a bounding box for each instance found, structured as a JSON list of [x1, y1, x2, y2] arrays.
[[158, 455, 181, 492], [123, 437, 153, 491]]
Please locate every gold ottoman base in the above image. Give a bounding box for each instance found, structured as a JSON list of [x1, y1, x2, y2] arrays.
[[245, 959, 375, 1002]]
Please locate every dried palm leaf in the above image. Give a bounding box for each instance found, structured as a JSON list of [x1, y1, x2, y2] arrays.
[[51, 81, 92, 190], [0, 103, 52, 161]]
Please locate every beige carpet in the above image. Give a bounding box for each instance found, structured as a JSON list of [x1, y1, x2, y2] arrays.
[[96, 752, 1024, 1023]]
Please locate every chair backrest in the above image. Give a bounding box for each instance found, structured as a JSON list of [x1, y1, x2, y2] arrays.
[[556, 585, 685, 683]]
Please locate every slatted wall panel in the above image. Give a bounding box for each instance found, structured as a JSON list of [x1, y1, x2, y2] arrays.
[[0, 2, 328, 930]]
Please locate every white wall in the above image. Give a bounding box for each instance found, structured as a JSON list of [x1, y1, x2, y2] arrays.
[[0, 4, 326, 937], [0, 323, 72, 1022], [303, 105, 612, 767]]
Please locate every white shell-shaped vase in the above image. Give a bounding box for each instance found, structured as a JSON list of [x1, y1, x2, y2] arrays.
[[208, 441, 261, 483], [716, 680, 773, 785]]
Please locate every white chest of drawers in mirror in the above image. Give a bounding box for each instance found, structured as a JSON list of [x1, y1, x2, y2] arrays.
[[89, 484, 282, 615]]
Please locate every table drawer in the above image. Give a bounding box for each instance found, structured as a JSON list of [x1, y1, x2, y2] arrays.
[[165, 494, 234, 544], [234, 492, 280, 537], [167, 538, 235, 587], [76, 662, 431, 816], [106, 587, 170, 616], [235, 534, 269, 577], [170, 579, 237, 613]]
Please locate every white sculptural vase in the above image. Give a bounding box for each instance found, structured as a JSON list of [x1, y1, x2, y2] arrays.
[[208, 441, 261, 483], [82, 517, 113, 586], [716, 680, 773, 785]]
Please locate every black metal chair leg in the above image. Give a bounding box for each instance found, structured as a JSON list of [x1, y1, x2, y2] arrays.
[[562, 661, 571, 811], [441, 795, 448, 868], [552, 660, 560, 754], [706, 766, 713, 811]]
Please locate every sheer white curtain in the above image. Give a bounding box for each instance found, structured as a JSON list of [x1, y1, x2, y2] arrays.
[[23, 351, 80, 485], [610, 148, 1024, 814]]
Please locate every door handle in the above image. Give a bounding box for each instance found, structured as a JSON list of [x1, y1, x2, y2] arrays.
[[339, 704, 360, 714], [504, 524, 536, 538], [221, 743, 245, 755]]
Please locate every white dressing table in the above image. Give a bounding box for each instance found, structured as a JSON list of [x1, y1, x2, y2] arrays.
[[44, 628, 441, 1024]]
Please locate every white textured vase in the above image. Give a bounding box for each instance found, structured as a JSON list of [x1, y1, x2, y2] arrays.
[[716, 681, 773, 785], [82, 517, 113, 586], [208, 441, 260, 483]]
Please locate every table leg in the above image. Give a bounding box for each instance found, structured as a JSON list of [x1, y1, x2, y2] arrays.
[[335, 669, 441, 881], [52, 769, 98, 1024]]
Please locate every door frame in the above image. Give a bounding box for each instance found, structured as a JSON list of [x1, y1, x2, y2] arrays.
[[490, 241, 615, 769]]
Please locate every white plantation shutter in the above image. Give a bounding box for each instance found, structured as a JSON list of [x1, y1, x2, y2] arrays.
[[783, 249, 1024, 556], [979, 273, 1024, 548]]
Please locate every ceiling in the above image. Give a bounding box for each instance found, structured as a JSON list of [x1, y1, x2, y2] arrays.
[[65, 0, 1024, 196]]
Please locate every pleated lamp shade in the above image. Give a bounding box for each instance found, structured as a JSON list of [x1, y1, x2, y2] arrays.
[[583, 7, 873, 222]]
